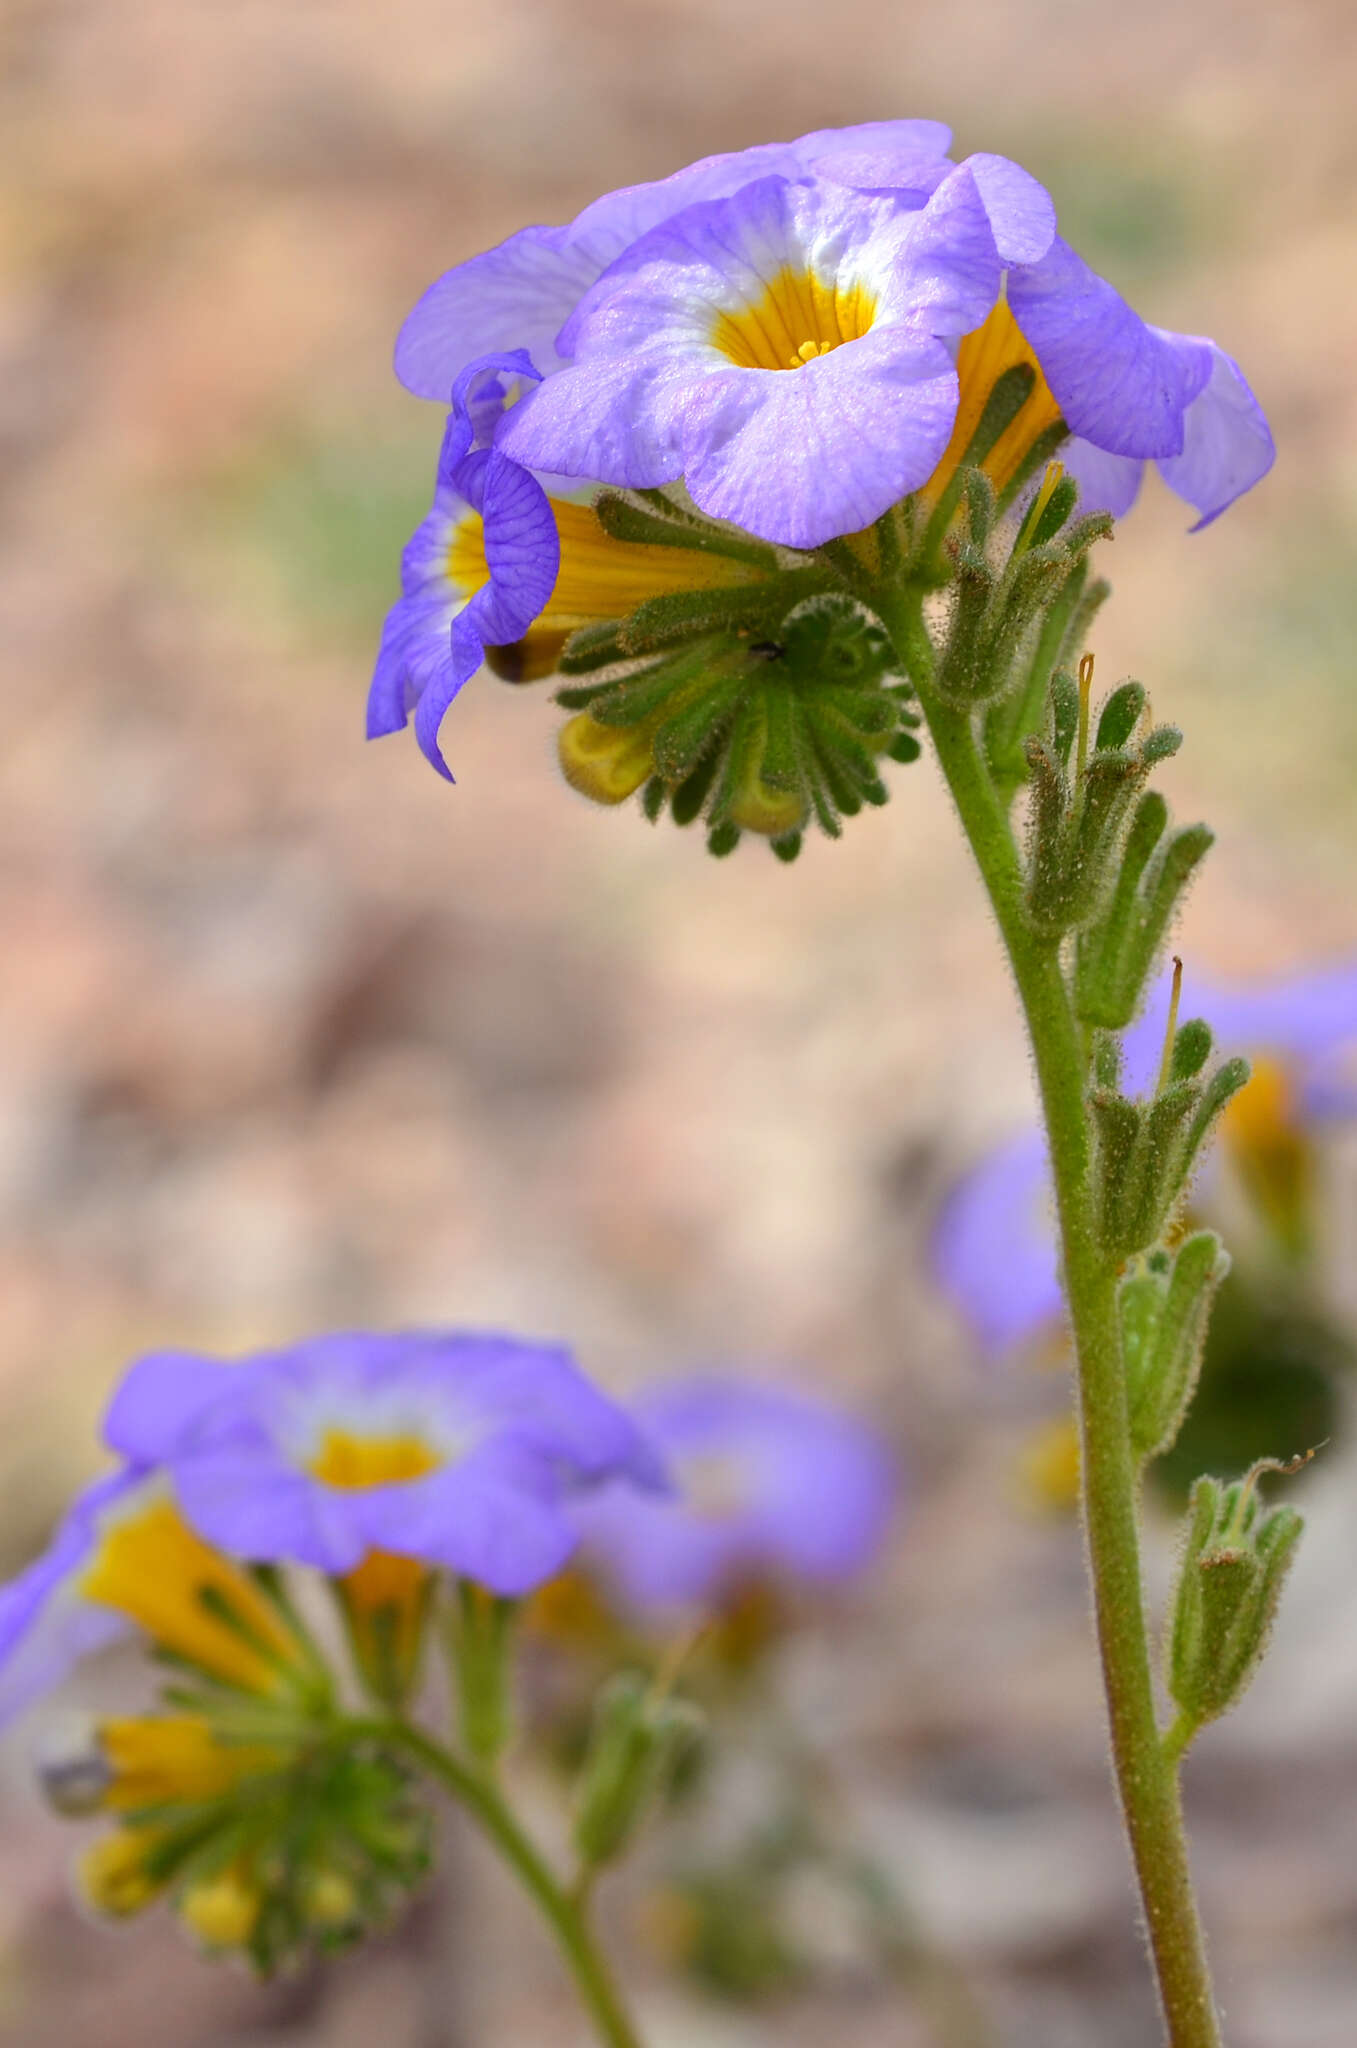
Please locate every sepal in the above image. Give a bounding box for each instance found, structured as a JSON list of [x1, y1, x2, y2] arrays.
[[1121, 1231, 1231, 1465], [554, 589, 920, 857], [449, 1582, 516, 1767], [1090, 1050, 1250, 1261], [1075, 795, 1215, 1029], [593, 489, 780, 571], [1023, 721, 1182, 945], [932, 471, 1110, 710]]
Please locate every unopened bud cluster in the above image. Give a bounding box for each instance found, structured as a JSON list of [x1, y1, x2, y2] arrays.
[[551, 491, 921, 861]]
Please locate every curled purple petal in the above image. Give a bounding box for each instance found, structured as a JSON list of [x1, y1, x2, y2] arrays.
[[1008, 236, 1211, 459], [0, 1472, 143, 1729], [1154, 339, 1275, 529]]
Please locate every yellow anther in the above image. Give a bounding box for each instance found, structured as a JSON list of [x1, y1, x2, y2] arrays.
[[1076, 650, 1095, 783], [558, 715, 655, 805], [712, 267, 876, 373], [1028, 459, 1065, 532], [1156, 955, 1184, 1095]]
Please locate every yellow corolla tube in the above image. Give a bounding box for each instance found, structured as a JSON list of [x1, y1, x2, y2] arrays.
[[78, 1827, 171, 1918], [100, 1714, 287, 1811], [452, 495, 767, 682], [920, 299, 1065, 508], [79, 1488, 317, 1698], [43, 1710, 287, 1819]]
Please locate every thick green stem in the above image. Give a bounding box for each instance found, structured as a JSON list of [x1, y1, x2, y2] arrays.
[[887, 595, 1222, 2048], [361, 1718, 645, 2048]]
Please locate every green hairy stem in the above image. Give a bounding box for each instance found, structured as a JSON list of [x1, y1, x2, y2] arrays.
[[879, 587, 1224, 2048], [358, 1718, 645, 2048]]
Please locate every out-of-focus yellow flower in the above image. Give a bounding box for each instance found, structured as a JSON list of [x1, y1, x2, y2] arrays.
[[1018, 1414, 1082, 1516]]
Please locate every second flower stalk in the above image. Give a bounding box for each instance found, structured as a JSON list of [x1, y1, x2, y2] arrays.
[[483, 443, 1308, 2048]]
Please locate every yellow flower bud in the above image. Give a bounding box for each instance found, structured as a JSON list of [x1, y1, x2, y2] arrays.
[[78, 1829, 166, 1918], [304, 1866, 360, 1931], [726, 775, 806, 838], [180, 1863, 261, 1950], [558, 715, 655, 805]]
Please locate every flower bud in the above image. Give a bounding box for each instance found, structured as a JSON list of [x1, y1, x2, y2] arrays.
[[573, 1671, 703, 1870], [558, 714, 656, 805], [78, 1828, 167, 1919], [1166, 1466, 1304, 1738], [180, 1863, 262, 1951], [1121, 1232, 1230, 1465]]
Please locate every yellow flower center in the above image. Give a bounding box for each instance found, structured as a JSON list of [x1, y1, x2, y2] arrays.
[[304, 1431, 443, 1703], [308, 1429, 442, 1489], [1219, 1053, 1314, 1251], [710, 266, 877, 372], [921, 298, 1064, 506], [80, 1493, 312, 1696], [681, 1450, 749, 1519], [1219, 1055, 1296, 1158]]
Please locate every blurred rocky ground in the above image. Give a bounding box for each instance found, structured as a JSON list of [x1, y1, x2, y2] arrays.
[[1, 0, 1356, 2041]]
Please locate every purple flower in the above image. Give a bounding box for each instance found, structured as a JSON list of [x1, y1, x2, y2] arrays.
[[369, 344, 775, 776], [493, 150, 1270, 545], [105, 1329, 666, 1600], [367, 349, 561, 778], [394, 120, 956, 401], [934, 960, 1357, 1352], [570, 1375, 897, 1613], [495, 169, 1043, 549]]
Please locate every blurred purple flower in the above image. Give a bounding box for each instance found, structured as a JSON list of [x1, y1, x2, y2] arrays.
[[571, 1375, 898, 1613], [933, 961, 1357, 1354], [0, 1470, 322, 1728], [0, 1472, 141, 1729], [105, 1329, 665, 1599], [932, 1129, 1064, 1356]]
